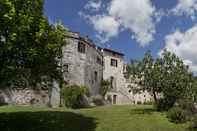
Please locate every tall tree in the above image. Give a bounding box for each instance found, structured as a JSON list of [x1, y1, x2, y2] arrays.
[[0, 0, 67, 89], [127, 50, 195, 109]]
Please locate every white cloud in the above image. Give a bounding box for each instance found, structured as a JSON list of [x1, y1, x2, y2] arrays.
[[89, 15, 120, 43], [108, 0, 156, 46], [81, 0, 159, 46], [84, 0, 102, 11], [161, 25, 197, 72], [172, 0, 197, 19]]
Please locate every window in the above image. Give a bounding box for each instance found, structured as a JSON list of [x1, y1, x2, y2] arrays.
[[78, 42, 85, 53], [110, 76, 114, 89], [63, 64, 69, 73], [96, 56, 102, 65], [111, 59, 118, 67], [94, 71, 98, 82]]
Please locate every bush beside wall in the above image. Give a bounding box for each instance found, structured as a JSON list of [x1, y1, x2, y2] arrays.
[[61, 85, 88, 109]]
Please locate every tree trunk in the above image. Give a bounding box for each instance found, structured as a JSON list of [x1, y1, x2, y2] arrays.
[[153, 91, 158, 104]]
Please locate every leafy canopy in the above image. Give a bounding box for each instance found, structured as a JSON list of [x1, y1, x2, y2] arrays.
[[127, 50, 197, 109], [0, 0, 68, 88]]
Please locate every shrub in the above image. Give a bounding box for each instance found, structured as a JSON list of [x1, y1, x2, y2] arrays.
[[106, 95, 112, 103], [189, 114, 197, 130], [0, 95, 7, 106], [100, 80, 110, 97], [144, 101, 154, 105], [177, 99, 196, 114], [167, 107, 187, 124], [61, 85, 88, 109], [92, 95, 104, 106], [156, 98, 175, 111], [137, 101, 142, 105]]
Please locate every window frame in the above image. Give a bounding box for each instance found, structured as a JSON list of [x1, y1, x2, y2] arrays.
[[111, 58, 118, 67], [63, 64, 69, 73], [78, 41, 86, 53]]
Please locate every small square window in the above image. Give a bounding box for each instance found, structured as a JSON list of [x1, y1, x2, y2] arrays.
[[78, 42, 86, 53], [111, 59, 118, 67], [96, 56, 102, 65], [63, 64, 69, 73]]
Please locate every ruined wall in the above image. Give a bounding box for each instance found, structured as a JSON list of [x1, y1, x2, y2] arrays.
[[0, 79, 61, 107], [125, 82, 153, 104], [0, 88, 49, 106]]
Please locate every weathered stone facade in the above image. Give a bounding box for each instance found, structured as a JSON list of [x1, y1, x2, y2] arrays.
[[0, 88, 49, 106], [102, 49, 133, 104], [102, 49, 153, 105], [0, 31, 152, 107], [63, 32, 103, 96], [125, 78, 153, 104]]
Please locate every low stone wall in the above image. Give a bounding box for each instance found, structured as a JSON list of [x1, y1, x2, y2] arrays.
[[0, 88, 49, 106]]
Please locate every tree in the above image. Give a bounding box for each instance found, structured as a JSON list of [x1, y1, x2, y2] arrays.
[[127, 51, 161, 103], [54, 21, 69, 106], [0, 0, 68, 91], [160, 50, 193, 106], [100, 80, 110, 97], [127, 50, 195, 110]]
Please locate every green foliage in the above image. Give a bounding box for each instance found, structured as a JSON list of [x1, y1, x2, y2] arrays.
[[177, 99, 196, 114], [127, 50, 196, 110], [0, 0, 68, 89], [92, 95, 104, 106], [189, 114, 197, 130], [143, 101, 154, 105], [137, 101, 142, 105], [62, 85, 88, 109], [167, 107, 188, 124], [156, 98, 175, 111], [100, 80, 110, 97]]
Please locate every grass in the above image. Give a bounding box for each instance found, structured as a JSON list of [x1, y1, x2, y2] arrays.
[[0, 105, 189, 131]]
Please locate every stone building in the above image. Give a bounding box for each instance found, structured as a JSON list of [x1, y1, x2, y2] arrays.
[[62, 31, 103, 96], [0, 31, 152, 107], [102, 49, 153, 104], [56, 31, 153, 105], [102, 48, 133, 104]]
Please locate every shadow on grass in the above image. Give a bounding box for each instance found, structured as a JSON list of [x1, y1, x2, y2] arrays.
[[0, 111, 97, 131], [130, 108, 156, 115]]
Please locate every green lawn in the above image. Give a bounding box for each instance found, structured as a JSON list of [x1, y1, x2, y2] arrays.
[[0, 105, 189, 131]]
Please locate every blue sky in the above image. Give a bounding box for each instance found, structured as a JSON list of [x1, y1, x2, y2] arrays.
[[44, 0, 197, 72]]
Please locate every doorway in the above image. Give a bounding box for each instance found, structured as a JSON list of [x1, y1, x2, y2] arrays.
[[113, 95, 117, 104]]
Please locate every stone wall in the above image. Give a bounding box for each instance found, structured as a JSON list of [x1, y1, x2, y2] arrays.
[[63, 32, 103, 96], [0, 81, 60, 107], [0, 88, 49, 106], [103, 49, 153, 105], [103, 50, 133, 104], [125, 82, 153, 104]]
